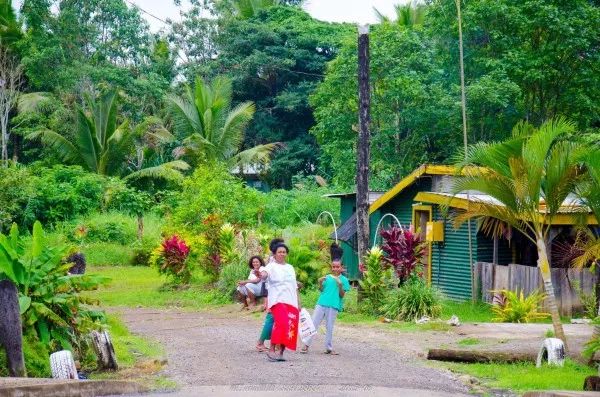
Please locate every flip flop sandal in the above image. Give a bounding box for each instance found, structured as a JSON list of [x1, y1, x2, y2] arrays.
[[277, 356, 287, 362], [256, 346, 267, 352], [266, 353, 279, 362], [299, 347, 309, 354], [329, 351, 339, 355]]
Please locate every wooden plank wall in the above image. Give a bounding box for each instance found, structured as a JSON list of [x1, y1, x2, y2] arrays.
[[473, 262, 597, 316]]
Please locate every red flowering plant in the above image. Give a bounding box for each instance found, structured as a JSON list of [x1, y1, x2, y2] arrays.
[[152, 235, 192, 284], [380, 225, 427, 284]]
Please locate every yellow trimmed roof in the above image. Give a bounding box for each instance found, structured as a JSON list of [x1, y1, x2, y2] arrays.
[[414, 192, 598, 226], [369, 164, 483, 214]]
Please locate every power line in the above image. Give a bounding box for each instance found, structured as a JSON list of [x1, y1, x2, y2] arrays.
[[124, 0, 171, 27]]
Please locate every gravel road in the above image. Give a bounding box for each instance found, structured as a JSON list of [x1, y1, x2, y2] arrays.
[[115, 307, 471, 397]]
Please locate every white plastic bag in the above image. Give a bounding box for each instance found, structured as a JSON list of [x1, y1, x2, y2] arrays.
[[299, 308, 317, 345]]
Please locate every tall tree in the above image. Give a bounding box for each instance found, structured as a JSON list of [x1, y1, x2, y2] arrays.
[[426, 0, 600, 130], [453, 118, 587, 347], [0, 45, 21, 164], [166, 75, 279, 168], [206, 5, 351, 187]]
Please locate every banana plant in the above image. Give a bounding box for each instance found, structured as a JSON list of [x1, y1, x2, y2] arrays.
[[0, 221, 107, 350]]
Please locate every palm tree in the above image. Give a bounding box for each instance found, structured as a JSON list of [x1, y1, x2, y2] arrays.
[[453, 118, 587, 348], [166, 75, 279, 169], [28, 90, 188, 179], [0, 0, 22, 46], [374, 2, 426, 27], [573, 149, 600, 361], [232, 0, 279, 19]]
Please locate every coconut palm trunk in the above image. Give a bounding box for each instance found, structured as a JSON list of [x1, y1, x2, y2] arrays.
[[137, 214, 144, 241], [535, 236, 567, 346]]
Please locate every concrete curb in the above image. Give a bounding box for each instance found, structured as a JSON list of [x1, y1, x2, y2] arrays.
[[523, 392, 600, 397], [0, 379, 148, 397]]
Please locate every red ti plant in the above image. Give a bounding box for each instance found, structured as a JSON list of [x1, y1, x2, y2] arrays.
[[158, 235, 191, 283], [380, 225, 426, 284]]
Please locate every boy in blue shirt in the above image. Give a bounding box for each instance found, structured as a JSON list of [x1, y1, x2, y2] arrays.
[[300, 258, 350, 355]]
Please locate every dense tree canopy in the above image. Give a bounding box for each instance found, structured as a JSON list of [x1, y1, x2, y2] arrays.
[[0, 0, 597, 189]]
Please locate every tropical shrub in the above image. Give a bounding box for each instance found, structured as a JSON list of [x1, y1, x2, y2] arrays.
[[171, 165, 262, 233], [286, 243, 323, 288], [130, 239, 155, 266], [359, 246, 394, 315], [583, 317, 600, 359], [217, 260, 249, 296], [491, 289, 550, 323], [382, 277, 442, 321], [0, 165, 33, 232], [151, 235, 192, 284], [380, 225, 426, 284], [0, 222, 107, 354], [25, 165, 107, 227], [83, 218, 133, 245], [199, 215, 224, 281]]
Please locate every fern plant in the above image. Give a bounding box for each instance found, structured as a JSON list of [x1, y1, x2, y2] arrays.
[[491, 289, 550, 323]]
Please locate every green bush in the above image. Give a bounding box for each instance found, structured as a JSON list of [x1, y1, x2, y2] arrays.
[[491, 289, 550, 323], [0, 165, 34, 232], [0, 333, 51, 377], [25, 165, 108, 227], [130, 239, 156, 266], [383, 277, 442, 321], [217, 260, 250, 297], [171, 165, 263, 232]]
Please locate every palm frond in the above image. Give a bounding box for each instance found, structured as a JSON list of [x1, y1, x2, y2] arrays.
[[74, 108, 100, 172], [26, 129, 82, 166], [218, 101, 255, 159], [165, 93, 202, 138], [373, 7, 390, 23], [229, 143, 281, 169], [124, 160, 190, 183]]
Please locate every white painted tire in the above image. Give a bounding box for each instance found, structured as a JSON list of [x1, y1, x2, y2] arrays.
[[50, 350, 78, 379], [536, 337, 565, 367], [91, 330, 118, 370]]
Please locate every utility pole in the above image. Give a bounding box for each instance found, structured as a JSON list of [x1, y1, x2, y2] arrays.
[[455, 0, 475, 301], [356, 24, 371, 263]]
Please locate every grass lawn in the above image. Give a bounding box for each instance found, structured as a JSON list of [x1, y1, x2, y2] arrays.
[[447, 360, 595, 393], [86, 266, 229, 309]]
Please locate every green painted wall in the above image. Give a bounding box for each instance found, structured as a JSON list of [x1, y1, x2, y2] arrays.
[[430, 207, 478, 301], [476, 233, 513, 265]]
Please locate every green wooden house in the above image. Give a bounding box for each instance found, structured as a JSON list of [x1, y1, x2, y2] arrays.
[[328, 164, 597, 301]]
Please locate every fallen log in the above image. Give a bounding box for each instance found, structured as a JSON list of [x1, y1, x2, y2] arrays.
[[427, 349, 537, 364]]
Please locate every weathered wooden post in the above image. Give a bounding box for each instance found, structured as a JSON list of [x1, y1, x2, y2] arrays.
[[356, 24, 371, 266], [0, 279, 26, 377]]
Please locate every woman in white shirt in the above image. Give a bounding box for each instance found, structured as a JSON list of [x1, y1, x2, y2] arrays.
[[236, 256, 266, 309], [260, 243, 300, 362]]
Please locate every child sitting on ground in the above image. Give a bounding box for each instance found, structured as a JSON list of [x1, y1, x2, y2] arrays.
[[300, 244, 349, 355]]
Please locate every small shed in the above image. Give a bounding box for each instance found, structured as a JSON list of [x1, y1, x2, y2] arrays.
[[329, 164, 598, 302]]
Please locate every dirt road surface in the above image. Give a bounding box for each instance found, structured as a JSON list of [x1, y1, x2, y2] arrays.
[[114, 307, 471, 397], [113, 307, 591, 397]]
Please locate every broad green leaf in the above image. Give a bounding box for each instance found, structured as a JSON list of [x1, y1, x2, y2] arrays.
[[9, 223, 18, 250], [32, 221, 44, 259], [18, 295, 31, 314]]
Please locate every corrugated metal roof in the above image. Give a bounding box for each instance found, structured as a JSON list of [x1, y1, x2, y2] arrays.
[[332, 213, 357, 242], [424, 192, 592, 215], [324, 192, 385, 204]]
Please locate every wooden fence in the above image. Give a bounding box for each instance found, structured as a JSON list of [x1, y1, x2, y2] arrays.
[[473, 262, 597, 317]]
